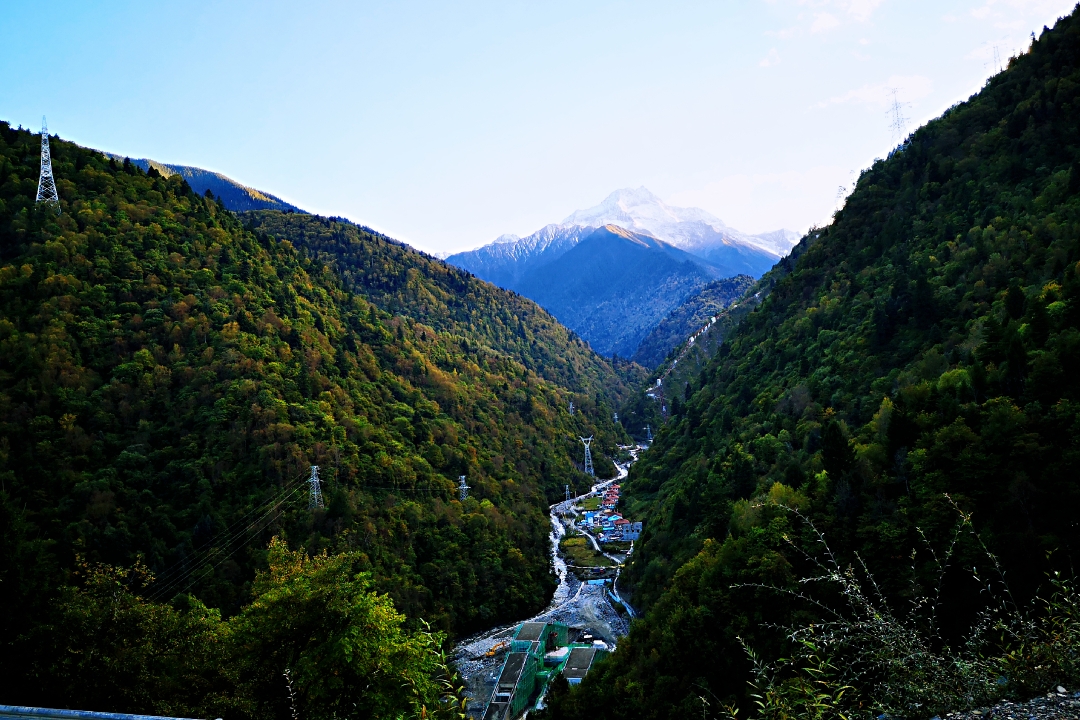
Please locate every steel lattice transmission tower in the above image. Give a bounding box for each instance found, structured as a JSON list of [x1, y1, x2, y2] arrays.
[[308, 465, 324, 509], [646, 424, 652, 441], [569, 400, 574, 416], [458, 475, 470, 501], [887, 88, 909, 145], [36, 117, 60, 213], [580, 436, 594, 476], [565, 484, 571, 502]]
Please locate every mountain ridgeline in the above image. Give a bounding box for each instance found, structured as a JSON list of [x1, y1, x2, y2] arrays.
[[0, 123, 639, 713], [546, 9, 1080, 720], [108, 155, 305, 213], [515, 225, 734, 359], [443, 225, 595, 290], [446, 188, 798, 364]]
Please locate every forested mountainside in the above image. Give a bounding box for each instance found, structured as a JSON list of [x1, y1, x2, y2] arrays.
[[238, 211, 643, 399], [0, 123, 631, 712], [550, 9, 1080, 720], [516, 225, 729, 358], [107, 154, 304, 214], [619, 247, 813, 440], [631, 274, 755, 367], [444, 224, 593, 290]]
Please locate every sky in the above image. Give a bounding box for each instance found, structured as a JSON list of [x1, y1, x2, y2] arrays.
[[2, 1, 1077, 254]]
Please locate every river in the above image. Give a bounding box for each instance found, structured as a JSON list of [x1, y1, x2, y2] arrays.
[[452, 446, 642, 717]]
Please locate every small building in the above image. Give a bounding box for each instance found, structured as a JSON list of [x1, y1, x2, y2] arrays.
[[563, 646, 608, 685], [483, 621, 607, 718]]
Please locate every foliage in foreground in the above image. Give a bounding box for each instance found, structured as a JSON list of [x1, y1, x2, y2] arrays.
[[28, 538, 467, 720], [714, 504, 1080, 720]]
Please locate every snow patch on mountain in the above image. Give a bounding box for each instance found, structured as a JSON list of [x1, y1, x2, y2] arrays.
[[561, 187, 796, 258], [445, 187, 801, 290]]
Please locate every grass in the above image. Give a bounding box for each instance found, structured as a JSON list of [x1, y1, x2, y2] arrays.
[[559, 536, 613, 568], [600, 541, 633, 552], [579, 497, 601, 511]]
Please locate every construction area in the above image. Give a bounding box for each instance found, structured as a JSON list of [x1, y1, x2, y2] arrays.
[[454, 448, 643, 719], [453, 548, 629, 718], [481, 621, 609, 720]]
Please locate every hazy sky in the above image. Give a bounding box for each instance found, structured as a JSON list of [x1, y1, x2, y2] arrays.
[[2, 1, 1076, 253]]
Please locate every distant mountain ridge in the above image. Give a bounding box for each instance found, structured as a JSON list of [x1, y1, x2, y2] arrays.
[[446, 224, 594, 288], [446, 187, 798, 290], [105, 153, 304, 214], [560, 186, 797, 259], [445, 188, 798, 364], [514, 224, 732, 358]]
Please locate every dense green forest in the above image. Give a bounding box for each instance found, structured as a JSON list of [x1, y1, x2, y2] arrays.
[[552, 9, 1080, 720], [0, 122, 632, 714], [238, 211, 644, 403], [619, 252, 811, 441], [631, 274, 754, 368]]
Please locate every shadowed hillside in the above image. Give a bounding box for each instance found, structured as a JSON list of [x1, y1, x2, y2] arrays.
[[516, 225, 731, 358]]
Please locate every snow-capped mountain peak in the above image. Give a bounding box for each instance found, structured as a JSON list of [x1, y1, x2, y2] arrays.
[[445, 187, 801, 294], [561, 186, 728, 236], [558, 186, 792, 259]]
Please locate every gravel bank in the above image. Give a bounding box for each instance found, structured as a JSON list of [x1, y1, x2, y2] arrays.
[[941, 688, 1080, 720]]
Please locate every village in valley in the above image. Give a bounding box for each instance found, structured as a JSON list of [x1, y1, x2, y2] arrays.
[[453, 446, 647, 720], [557, 480, 642, 585]]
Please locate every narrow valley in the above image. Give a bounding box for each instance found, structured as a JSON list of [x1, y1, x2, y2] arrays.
[[454, 446, 645, 719]]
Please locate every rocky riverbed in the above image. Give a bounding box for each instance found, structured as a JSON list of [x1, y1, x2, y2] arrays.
[[452, 450, 639, 718], [941, 687, 1080, 720]]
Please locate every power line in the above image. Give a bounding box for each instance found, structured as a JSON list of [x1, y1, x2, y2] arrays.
[[158, 497, 299, 602], [148, 474, 460, 602], [149, 480, 309, 601], [146, 477, 307, 594]]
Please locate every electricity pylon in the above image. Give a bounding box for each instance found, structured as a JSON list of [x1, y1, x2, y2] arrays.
[[646, 424, 652, 441], [565, 484, 571, 502], [887, 88, 909, 145], [308, 466, 324, 509], [580, 436, 594, 476], [569, 400, 574, 416], [458, 475, 470, 501], [36, 117, 60, 213]]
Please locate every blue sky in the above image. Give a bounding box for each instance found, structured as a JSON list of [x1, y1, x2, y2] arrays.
[[2, 1, 1076, 253]]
